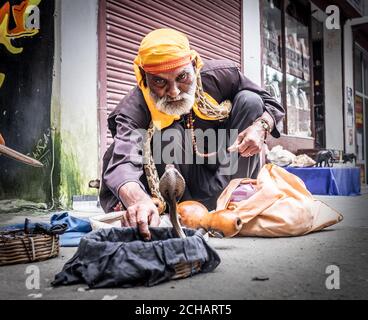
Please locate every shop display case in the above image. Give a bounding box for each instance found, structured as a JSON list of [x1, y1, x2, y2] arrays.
[[262, 0, 312, 138]]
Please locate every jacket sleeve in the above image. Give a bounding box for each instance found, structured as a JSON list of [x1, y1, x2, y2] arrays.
[[102, 105, 150, 201], [236, 70, 285, 138], [203, 63, 285, 138]]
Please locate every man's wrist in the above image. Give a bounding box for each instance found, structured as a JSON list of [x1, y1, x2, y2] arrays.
[[118, 182, 150, 208], [260, 112, 275, 131], [253, 118, 271, 141], [254, 118, 271, 131]]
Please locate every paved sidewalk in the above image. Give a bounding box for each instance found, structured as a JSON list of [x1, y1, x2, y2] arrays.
[[0, 194, 367, 300]]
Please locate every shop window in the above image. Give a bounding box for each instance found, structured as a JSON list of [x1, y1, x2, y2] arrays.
[[261, 0, 312, 138], [262, 0, 284, 132], [312, 18, 325, 149]]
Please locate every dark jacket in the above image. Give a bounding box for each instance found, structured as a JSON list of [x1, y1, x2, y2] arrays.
[[101, 59, 285, 212]]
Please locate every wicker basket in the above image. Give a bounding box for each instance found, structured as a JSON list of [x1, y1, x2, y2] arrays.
[[171, 260, 202, 280], [0, 232, 60, 266]]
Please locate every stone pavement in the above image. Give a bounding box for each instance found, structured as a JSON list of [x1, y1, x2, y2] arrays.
[[0, 194, 367, 300]]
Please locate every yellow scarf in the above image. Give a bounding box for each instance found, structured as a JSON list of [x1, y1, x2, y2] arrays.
[[133, 28, 223, 130]]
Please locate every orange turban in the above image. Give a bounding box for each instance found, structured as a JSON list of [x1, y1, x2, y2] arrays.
[[134, 28, 201, 75]]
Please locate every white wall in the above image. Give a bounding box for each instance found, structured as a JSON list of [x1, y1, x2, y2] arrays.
[[343, 21, 355, 154], [56, 0, 99, 205], [242, 0, 262, 85], [324, 26, 345, 150]]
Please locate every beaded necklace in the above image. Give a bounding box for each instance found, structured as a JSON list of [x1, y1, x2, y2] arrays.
[[185, 111, 218, 158]]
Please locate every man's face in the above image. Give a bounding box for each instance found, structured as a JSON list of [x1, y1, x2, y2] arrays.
[[145, 62, 196, 116]]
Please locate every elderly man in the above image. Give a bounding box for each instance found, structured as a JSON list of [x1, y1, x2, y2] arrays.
[[100, 29, 284, 240]]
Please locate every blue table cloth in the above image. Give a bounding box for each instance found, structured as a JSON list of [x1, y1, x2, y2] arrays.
[[285, 167, 361, 196]]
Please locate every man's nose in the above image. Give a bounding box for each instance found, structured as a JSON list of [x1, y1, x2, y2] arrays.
[[166, 82, 180, 98]]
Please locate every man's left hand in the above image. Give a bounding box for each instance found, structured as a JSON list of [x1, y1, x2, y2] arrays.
[[228, 122, 266, 157]]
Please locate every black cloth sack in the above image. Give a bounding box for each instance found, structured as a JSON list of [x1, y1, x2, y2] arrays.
[[52, 227, 221, 288]]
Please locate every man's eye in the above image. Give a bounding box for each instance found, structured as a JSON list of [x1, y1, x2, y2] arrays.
[[153, 78, 166, 86], [177, 73, 188, 82]]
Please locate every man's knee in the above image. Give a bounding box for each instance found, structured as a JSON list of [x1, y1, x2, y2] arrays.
[[233, 90, 264, 119]]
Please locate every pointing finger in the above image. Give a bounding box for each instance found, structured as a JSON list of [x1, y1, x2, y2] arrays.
[[136, 208, 150, 240], [126, 207, 137, 227], [148, 210, 161, 227]]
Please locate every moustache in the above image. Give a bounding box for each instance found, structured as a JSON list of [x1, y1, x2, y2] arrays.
[[163, 92, 193, 103]]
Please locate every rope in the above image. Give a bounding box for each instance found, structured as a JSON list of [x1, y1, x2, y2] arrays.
[[195, 73, 232, 120], [29, 237, 36, 261], [49, 236, 55, 258], [21, 237, 36, 262], [143, 122, 166, 214]]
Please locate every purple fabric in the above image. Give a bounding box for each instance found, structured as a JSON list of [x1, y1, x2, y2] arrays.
[[230, 183, 257, 202]]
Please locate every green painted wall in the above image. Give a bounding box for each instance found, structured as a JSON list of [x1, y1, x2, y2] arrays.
[[58, 132, 98, 208], [51, 0, 99, 209]]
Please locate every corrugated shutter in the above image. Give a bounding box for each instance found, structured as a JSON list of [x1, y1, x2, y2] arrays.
[[99, 0, 242, 159]]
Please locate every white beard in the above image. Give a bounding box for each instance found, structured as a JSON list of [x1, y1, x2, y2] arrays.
[[150, 83, 196, 117]]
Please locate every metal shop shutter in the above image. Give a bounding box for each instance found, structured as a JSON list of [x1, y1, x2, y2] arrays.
[[99, 0, 243, 160]]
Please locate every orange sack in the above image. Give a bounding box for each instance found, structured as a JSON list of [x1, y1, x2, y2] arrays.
[[216, 164, 343, 237]]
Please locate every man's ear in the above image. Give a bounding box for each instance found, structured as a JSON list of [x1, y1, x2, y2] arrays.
[[139, 67, 147, 87], [192, 60, 199, 77], [192, 60, 196, 72], [139, 67, 146, 77]]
